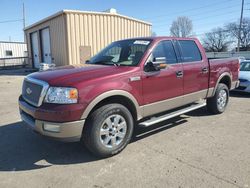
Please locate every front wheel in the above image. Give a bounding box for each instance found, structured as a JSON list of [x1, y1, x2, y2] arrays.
[[207, 83, 229, 114], [82, 103, 134, 157]]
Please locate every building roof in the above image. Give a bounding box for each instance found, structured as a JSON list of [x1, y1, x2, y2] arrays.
[[0, 41, 26, 44], [24, 9, 152, 31]]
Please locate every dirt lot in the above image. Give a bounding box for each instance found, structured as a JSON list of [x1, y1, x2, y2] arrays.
[[0, 71, 250, 188]]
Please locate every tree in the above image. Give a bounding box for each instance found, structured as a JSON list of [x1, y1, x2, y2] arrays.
[[151, 31, 157, 37], [225, 18, 250, 50], [170, 16, 193, 37], [202, 27, 232, 52]]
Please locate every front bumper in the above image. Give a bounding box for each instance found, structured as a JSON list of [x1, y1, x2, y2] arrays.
[[231, 80, 240, 90], [20, 110, 85, 142], [19, 96, 85, 142], [234, 81, 250, 93]]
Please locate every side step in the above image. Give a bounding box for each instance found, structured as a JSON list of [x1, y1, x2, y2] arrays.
[[139, 101, 206, 127]]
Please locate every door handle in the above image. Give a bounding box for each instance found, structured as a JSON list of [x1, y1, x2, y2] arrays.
[[201, 67, 208, 73], [176, 70, 183, 78]]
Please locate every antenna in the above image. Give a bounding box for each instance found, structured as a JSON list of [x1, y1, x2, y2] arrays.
[[237, 0, 244, 52], [22, 3, 26, 42]]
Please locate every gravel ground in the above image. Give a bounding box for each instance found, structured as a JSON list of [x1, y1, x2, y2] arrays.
[[0, 72, 249, 188]]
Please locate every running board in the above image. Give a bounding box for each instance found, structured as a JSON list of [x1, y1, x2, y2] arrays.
[[139, 102, 206, 127]]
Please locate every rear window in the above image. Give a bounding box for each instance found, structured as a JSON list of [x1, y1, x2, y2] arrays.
[[179, 40, 202, 62]]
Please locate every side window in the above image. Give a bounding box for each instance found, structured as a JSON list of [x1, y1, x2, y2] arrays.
[[152, 41, 177, 64], [105, 46, 122, 63], [129, 44, 147, 62], [178, 40, 202, 62]]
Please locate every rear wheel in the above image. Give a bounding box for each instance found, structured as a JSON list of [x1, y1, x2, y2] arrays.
[[207, 83, 229, 114], [82, 103, 134, 157]]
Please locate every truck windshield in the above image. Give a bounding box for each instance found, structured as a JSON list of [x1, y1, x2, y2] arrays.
[[87, 39, 152, 66], [240, 61, 250, 71]]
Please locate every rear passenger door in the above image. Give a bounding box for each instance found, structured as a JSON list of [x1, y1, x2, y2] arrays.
[[178, 40, 209, 102]]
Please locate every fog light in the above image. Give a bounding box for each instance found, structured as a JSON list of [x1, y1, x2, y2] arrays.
[[43, 123, 60, 133]]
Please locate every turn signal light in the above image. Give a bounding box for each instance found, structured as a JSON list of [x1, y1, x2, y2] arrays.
[[69, 89, 78, 99]]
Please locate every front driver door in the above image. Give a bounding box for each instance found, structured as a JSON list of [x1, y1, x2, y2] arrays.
[[141, 40, 184, 117]]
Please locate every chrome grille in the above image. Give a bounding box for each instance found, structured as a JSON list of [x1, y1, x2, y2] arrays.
[[22, 77, 49, 107]]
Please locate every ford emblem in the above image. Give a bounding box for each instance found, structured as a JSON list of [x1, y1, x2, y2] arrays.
[[26, 87, 32, 95]]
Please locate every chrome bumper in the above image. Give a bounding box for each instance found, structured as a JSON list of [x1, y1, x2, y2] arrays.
[[234, 80, 250, 93], [231, 80, 240, 90], [20, 111, 85, 142]]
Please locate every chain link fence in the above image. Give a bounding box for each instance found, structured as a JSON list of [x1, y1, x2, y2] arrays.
[[0, 57, 29, 69]]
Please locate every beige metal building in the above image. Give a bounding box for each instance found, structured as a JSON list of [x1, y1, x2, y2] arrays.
[[24, 9, 152, 68]]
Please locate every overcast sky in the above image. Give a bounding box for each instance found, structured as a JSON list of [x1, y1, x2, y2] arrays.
[[0, 0, 249, 42]]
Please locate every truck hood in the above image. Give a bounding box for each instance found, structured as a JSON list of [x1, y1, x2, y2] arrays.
[[239, 71, 250, 81], [29, 64, 137, 86]]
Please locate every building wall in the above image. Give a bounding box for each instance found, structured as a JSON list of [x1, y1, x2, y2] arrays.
[[0, 42, 27, 58], [25, 10, 152, 67], [65, 11, 152, 65], [25, 14, 68, 67]]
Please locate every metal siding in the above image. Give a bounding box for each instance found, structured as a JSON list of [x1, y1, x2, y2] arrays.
[[25, 14, 67, 67], [66, 14, 72, 66], [25, 11, 151, 66], [83, 14, 88, 45], [92, 15, 97, 55], [0, 42, 27, 58], [99, 16, 104, 50], [95, 15, 100, 53], [75, 14, 80, 64]]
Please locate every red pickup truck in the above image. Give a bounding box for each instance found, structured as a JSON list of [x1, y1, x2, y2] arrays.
[[19, 37, 239, 157]]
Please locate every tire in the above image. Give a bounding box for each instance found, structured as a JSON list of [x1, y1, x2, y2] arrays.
[[82, 103, 134, 158], [207, 83, 229, 114]]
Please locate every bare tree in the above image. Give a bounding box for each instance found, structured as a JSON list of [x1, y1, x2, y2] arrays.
[[225, 18, 250, 50], [170, 16, 193, 37], [202, 27, 232, 52], [151, 31, 157, 37]]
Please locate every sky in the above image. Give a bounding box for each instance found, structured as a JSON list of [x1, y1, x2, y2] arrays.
[[0, 0, 250, 42]]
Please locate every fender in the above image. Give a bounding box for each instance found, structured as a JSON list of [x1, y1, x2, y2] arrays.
[[212, 72, 232, 96], [81, 90, 143, 120]]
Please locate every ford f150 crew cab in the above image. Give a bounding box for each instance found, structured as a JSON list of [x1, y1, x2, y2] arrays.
[[19, 37, 240, 157]]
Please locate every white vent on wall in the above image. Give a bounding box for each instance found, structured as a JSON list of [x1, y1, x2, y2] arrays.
[[104, 8, 117, 14]]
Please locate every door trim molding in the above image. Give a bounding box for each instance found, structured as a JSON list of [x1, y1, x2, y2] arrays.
[[141, 89, 208, 118]]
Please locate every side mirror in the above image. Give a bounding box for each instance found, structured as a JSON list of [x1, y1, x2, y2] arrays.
[[144, 57, 167, 72]]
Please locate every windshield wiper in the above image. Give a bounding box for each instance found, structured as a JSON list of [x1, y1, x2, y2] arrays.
[[90, 61, 110, 65], [113, 62, 121, 66], [90, 60, 122, 66]]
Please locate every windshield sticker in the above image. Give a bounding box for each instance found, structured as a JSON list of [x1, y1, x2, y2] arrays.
[[133, 40, 150, 45]]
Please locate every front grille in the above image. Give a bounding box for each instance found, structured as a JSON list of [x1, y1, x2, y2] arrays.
[[22, 77, 49, 107]]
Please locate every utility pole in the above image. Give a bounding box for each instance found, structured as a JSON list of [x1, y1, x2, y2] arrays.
[[22, 3, 26, 42], [237, 0, 244, 52]]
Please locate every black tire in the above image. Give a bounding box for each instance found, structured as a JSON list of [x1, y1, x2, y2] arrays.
[[82, 103, 134, 158], [207, 83, 229, 114]]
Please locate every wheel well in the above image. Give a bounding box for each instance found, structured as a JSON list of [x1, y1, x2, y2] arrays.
[[219, 75, 231, 89], [88, 95, 137, 121]]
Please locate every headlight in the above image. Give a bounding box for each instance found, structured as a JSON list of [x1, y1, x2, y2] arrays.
[[44, 87, 78, 104]]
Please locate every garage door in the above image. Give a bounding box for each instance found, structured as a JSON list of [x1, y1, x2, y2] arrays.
[[30, 32, 40, 68], [41, 28, 52, 64]]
